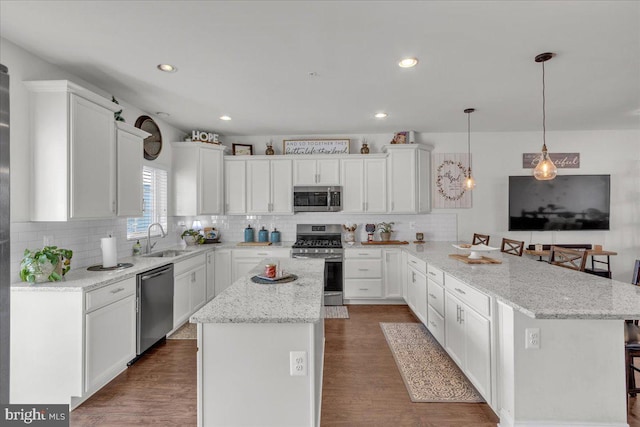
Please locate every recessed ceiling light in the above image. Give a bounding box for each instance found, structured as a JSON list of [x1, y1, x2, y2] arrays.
[[374, 112, 388, 119], [156, 112, 170, 117], [219, 115, 232, 121], [398, 57, 418, 68], [157, 64, 177, 73]]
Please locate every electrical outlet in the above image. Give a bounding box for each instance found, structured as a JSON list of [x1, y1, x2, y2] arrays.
[[290, 351, 307, 376], [525, 328, 541, 349]]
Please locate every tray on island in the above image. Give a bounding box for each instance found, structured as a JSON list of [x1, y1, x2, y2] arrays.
[[251, 274, 298, 284], [448, 254, 502, 264]]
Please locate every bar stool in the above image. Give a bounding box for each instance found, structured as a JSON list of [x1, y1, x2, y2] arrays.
[[548, 246, 587, 272], [500, 238, 524, 256], [472, 233, 490, 245]]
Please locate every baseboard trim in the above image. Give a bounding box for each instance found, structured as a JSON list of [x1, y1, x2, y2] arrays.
[[343, 299, 406, 305], [498, 419, 628, 427]]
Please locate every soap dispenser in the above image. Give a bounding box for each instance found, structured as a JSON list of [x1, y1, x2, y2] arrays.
[[244, 225, 254, 242], [258, 226, 269, 242]]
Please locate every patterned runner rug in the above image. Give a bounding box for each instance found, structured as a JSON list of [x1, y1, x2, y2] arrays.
[[380, 322, 483, 403], [324, 306, 349, 319], [167, 322, 196, 340]]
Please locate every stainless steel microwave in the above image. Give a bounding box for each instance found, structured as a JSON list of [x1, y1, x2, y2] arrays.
[[293, 186, 342, 212]]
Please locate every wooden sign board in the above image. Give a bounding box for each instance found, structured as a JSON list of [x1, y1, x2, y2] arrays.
[[283, 139, 350, 155], [522, 153, 580, 168]]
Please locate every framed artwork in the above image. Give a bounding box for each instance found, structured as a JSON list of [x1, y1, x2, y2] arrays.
[[232, 143, 253, 156], [135, 115, 163, 161], [390, 131, 408, 144], [283, 139, 349, 155], [433, 153, 472, 208]]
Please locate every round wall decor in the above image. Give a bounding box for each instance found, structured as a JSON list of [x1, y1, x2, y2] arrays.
[[135, 115, 163, 160]]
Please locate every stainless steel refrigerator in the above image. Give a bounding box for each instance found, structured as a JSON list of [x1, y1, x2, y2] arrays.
[[0, 63, 10, 404]]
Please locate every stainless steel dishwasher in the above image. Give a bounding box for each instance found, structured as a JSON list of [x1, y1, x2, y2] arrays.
[[129, 263, 174, 364]]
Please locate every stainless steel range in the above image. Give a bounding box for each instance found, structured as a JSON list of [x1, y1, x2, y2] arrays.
[[292, 224, 343, 306]]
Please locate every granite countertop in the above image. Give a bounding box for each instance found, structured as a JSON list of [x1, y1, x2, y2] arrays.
[[400, 241, 640, 320], [190, 258, 325, 324], [11, 241, 295, 292]]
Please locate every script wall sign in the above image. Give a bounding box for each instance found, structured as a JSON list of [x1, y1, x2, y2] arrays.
[[283, 139, 350, 155], [522, 153, 580, 168], [432, 153, 471, 209]]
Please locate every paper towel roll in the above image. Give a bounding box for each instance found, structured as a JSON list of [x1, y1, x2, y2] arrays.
[[101, 237, 117, 268]]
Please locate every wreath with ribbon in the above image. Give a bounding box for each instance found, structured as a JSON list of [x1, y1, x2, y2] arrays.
[[436, 160, 468, 201]]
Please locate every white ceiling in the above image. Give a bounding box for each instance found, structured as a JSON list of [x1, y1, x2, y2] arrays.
[[1, 1, 639, 136]]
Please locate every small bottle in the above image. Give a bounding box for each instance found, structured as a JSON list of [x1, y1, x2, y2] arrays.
[[132, 240, 142, 256]]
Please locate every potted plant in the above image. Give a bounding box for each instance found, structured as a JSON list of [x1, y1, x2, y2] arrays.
[[181, 229, 205, 246], [377, 222, 395, 241], [20, 246, 73, 283]]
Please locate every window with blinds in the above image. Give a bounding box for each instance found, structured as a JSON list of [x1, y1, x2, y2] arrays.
[[127, 166, 168, 240]]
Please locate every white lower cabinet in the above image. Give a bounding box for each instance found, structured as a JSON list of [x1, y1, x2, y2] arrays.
[[344, 249, 383, 299], [383, 249, 402, 298], [85, 281, 136, 393], [214, 248, 232, 295], [231, 248, 291, 282], [206, 251, 215, 302], [444, 275, 492, 401], [173, 254, 207, 328], [408, 265, 428, 324]]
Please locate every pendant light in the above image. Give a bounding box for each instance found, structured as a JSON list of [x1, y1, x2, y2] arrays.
[[464, 108, 476, 190], [533, 52, 558, 181]]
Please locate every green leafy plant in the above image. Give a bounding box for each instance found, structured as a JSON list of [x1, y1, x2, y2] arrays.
[[376, 222, 395, 233], [181, 229, 205, 244], [20, 246, 73, 283]]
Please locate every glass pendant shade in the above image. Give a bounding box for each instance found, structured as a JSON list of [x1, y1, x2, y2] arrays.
[[464, 172, 476, 190], [533, 143, 557, 180]]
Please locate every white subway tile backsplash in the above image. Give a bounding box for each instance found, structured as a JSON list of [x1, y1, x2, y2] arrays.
[[10, 212, 457, 282]]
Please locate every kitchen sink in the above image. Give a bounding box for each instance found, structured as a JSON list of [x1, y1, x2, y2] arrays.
[[144, 249, 191, 258]]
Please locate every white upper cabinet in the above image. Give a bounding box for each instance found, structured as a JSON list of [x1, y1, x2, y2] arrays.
[[116, 122, 149, 217], [224, 158, 247, 214], [172, 142, 226, 216], [247, 158, 293, 214], [26, 80, 122, 221], [340, 157, 386, 213], [293, 158, 340, 185], [384, 144, 432, 214]]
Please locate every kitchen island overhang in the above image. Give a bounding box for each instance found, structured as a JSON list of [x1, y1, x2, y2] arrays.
[[190, 258, 325, 427]]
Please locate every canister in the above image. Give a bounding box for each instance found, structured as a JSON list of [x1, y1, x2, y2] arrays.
[[270, 228, 281, 243], [258, 226, 269, 242], [244, 225, 254, 242]]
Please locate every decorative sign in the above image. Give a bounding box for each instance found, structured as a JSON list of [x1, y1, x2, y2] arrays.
[[191, 130, 219, 144], [433, 153, 471, 209], [283, 139, 350, 155], [522, 153, 580, 168]]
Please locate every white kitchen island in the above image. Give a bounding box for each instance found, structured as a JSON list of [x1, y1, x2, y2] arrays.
[[190, 258, 325, 427]]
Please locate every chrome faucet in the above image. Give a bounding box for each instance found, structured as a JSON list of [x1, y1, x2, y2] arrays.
[[146, 223, 167, 254]]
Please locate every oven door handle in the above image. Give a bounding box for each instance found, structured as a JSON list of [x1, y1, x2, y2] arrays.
[[292, 255, 310, 259], [324, 256, 343, 262]]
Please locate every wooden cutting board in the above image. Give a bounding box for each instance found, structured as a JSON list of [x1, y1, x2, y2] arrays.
[[448, 254, 502, 264], [237, 242, 272, 246], [361, 240, 409, 245]]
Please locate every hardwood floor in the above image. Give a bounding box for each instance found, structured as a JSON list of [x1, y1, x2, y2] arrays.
[[321, 305, 498, 427], [71, 305, 640, 426]]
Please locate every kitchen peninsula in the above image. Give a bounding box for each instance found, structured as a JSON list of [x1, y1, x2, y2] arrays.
[[190, 257, 325, 427]]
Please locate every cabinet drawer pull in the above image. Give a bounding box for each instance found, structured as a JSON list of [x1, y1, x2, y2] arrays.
[[410, 260, 417, 264], [429, 321, 437, 328], [257, 252, 269, 256], [456, 305, 461, 322], [428, 293, 436, 299], [358, 253, 370, 256], [358, 268, 369, 271], [454, 287, 466, 295], [428, 271, 436, 276], [358, 288, 369, 291], [110, 287, 125, 294]]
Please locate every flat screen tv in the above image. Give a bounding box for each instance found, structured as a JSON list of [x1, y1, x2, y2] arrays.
[[509, 175, 610, 231]]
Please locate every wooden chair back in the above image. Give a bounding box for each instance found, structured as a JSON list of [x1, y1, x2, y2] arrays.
[[501, 238, 524, 256], [549, 246, 588, 271], [633, 260, 640, 286], [472, 233, 490, 246]]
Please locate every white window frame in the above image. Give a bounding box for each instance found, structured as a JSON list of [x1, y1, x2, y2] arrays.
[[127, 166, 168, 240]]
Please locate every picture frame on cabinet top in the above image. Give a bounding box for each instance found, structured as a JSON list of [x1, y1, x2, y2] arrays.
[[135, 115, 163, 160], [232, 143, 253, 156]]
